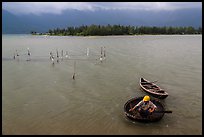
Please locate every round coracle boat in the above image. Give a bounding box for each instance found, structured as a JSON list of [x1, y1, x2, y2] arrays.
[[124, 96, 169, 123]]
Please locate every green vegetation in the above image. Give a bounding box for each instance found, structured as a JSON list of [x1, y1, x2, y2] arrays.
[[31, 25, 202, 36]]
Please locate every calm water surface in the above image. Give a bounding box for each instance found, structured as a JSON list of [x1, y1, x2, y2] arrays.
[[2, 34, 202, 135]]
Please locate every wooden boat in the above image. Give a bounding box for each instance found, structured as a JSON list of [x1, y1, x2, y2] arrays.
[[124, 96, 168, 123], [140, 78, 168, 99]]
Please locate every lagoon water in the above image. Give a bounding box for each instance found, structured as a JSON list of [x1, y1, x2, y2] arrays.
[[2, 34, 202, 135]]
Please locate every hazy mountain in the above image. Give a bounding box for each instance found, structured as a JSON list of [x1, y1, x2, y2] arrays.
[[2, 8, 202, 34]]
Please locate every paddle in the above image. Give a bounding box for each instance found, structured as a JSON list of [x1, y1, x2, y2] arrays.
[[129, 103, 138, 115], [129, 103, 134, 112], [129, 103, 140, 118], [154, 110, 172, 113]]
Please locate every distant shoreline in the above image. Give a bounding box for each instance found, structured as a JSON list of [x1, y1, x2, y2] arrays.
[[5, 32, 202, 36], [2, 33, 202, 37], [31, 33, 202, 37], [31, 33, 202, 36], [30, 25, 202, 36]]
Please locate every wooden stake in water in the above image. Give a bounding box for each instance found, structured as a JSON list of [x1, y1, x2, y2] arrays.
[[13, 52, 15, 59], [103, 46, 106, 59], [50, 51, 52, 60], [50, 52, 54, 64], [27, 48, 31, 61], [72, 61, 76, 80], [27, 48, 30, 56], [101, 47, 103, 57], [100, 47, 103, 63], [51, 55, 54, 64], [16, 50, 19, 57], [87, 48, 89, 56], [61, 50, 63, 59], [16, 50, 19, 61], [56, 49, 59, 63], [65, 51, 69, 58], [56, 49, 59, 58]]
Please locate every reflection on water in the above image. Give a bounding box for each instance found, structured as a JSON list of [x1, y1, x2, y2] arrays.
[[2, 35, 202, 135]]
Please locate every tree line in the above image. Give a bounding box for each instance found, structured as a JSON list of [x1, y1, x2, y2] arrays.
[[31, 25, 202, 36]]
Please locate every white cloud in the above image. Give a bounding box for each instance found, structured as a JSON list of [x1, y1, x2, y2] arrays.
[[2, 2, 202, 15], [2, 2, 94, 15]]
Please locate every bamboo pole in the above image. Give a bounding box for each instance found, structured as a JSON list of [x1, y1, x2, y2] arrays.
[[72, 60, 76, 80]]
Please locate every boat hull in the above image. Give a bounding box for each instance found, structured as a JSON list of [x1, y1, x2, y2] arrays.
[[140, 87, 168, 99], [140, 78, 168, 99]]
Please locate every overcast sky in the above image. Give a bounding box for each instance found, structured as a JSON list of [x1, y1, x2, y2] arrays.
[[2, 2, 202, 15]]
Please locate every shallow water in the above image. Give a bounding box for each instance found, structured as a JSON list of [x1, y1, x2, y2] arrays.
[[2, 34, 202, 135]]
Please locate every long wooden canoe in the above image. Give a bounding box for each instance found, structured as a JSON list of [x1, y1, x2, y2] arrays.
[[124, 96, 166, 123], [140, 78, 168, 99]]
